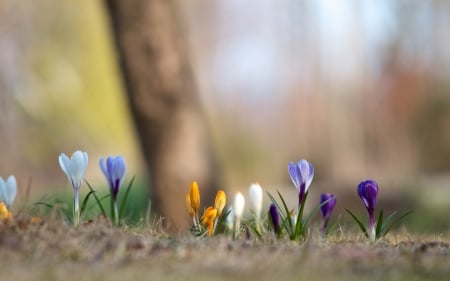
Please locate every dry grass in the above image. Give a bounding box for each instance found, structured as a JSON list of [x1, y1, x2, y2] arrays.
[[0, 214, 449, 281]]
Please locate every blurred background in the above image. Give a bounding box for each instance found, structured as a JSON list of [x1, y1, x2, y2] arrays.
[[0, 0, 449, 233]]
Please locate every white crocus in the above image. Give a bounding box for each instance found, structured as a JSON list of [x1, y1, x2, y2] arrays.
[[0, 175, 17, 209], [225, 207, 234, 231], [248, 183, 263, 219], [58, 150, 88, 226], [233, 192, 245, 239]]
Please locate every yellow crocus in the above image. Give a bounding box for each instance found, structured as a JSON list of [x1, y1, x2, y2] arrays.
[[189, 181, 200, 214], [201, 206, 218, 236], [186, 193, 195, 218], [0, 202, 12, 222], [214, 190, 226, 217]]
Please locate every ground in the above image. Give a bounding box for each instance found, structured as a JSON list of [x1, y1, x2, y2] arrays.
[[0, 215, 448, 281]]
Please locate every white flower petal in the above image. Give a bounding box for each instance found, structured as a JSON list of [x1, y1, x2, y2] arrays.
[[58, 153, 71, 179], [233, 192, 245, 219], [248, 183, 263, 217], [5, 175, 17, 207], [59, 151, 88, 191]]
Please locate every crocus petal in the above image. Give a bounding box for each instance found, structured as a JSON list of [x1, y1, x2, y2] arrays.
[[99, 157, 112, 188], [288, 162, 302, 192], [71, 151, 89, 187], [214, 190, 226, 217], [189, 181, 200, 213], [100, 155, 127, 200], [233, 192, 245, 219], [4, 176, 17, 208], [59, 151, 88, 192], [269, 203, 280, 234], [58, 153, 71, 178], [186, 193, 195, 217], [320, 193, 336, 220], [357, 180, 378, 210], [298, 159, 314, 192], [248, 183, 263, 218]]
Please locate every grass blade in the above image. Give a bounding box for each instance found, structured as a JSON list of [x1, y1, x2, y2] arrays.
[[119, 176, 136, 220], [345, 209, 368, 237], [277, 191, 293, 231], [375, 209, 384, 239], [85, 180, 108, 217], [381, 211, 414, 236], [33, 202, 54, 209], [80, 190, 95, 215]]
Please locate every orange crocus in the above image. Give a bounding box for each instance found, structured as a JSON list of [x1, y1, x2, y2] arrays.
[[0, 202, 12, 222], [201, 206, 218, 236], [214, 190, 226, 217], [189, 181, 200, 214]]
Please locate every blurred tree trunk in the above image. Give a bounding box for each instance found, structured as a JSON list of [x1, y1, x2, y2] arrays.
[[105, 0, 219, 230]]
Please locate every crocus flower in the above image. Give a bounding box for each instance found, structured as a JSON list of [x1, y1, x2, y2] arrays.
[[214, 190, 226, 217], [269, 203, 281, 236], [320, 193, 336, 235], [201, 206, 218, 236], [100, 155, 126, 225], [233, 192, 245, 239], [248, 183, 263, 220], [59, 151, 88, 226], [357, 179, 378, 241], [288, 159, 314, 207], [0, 175, 17, 209], [186, 181, 201, 226]]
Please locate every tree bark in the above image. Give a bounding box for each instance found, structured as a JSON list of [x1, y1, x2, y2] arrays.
[[104, 0, 219, 230]]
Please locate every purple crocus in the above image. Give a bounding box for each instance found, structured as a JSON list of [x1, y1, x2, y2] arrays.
[[100, 156, 126, 225], [269, 203, 281, 236], [100, 156, 127, 202], [357, 179, 378, 240], [320, 193, 336, 234], [288, 159, 314, 207]]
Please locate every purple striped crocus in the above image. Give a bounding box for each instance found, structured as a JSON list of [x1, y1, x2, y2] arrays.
[[288, 159, 314, 207], [100, 155, 126, 225], [320, 193, 336, 234], [269, 203, 281, 236], [357, 179, 378, 241]]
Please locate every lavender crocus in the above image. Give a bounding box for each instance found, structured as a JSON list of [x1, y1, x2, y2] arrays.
[[100, 156, 126, 225], [269, 203, 281, 236], [320, 193, 336, 235], [357, 179, 378, 241], [288, 159, 314, 207]]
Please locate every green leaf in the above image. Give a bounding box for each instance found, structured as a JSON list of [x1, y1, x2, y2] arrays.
[[80, 190, 95, 215], [33, 201, 54, 209], [278, 191, 294, 233], [380, 210, 414, 236], [375, 209, 384, 238], [119, 176, 136, 220], [85, 180, 108, 217], [345, 209, 368, 237], [380, 210, 398, 232], [293, 192, 309, 239]]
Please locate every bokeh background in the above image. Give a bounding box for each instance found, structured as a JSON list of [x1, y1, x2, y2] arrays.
[[0, 0, 449, 233]]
